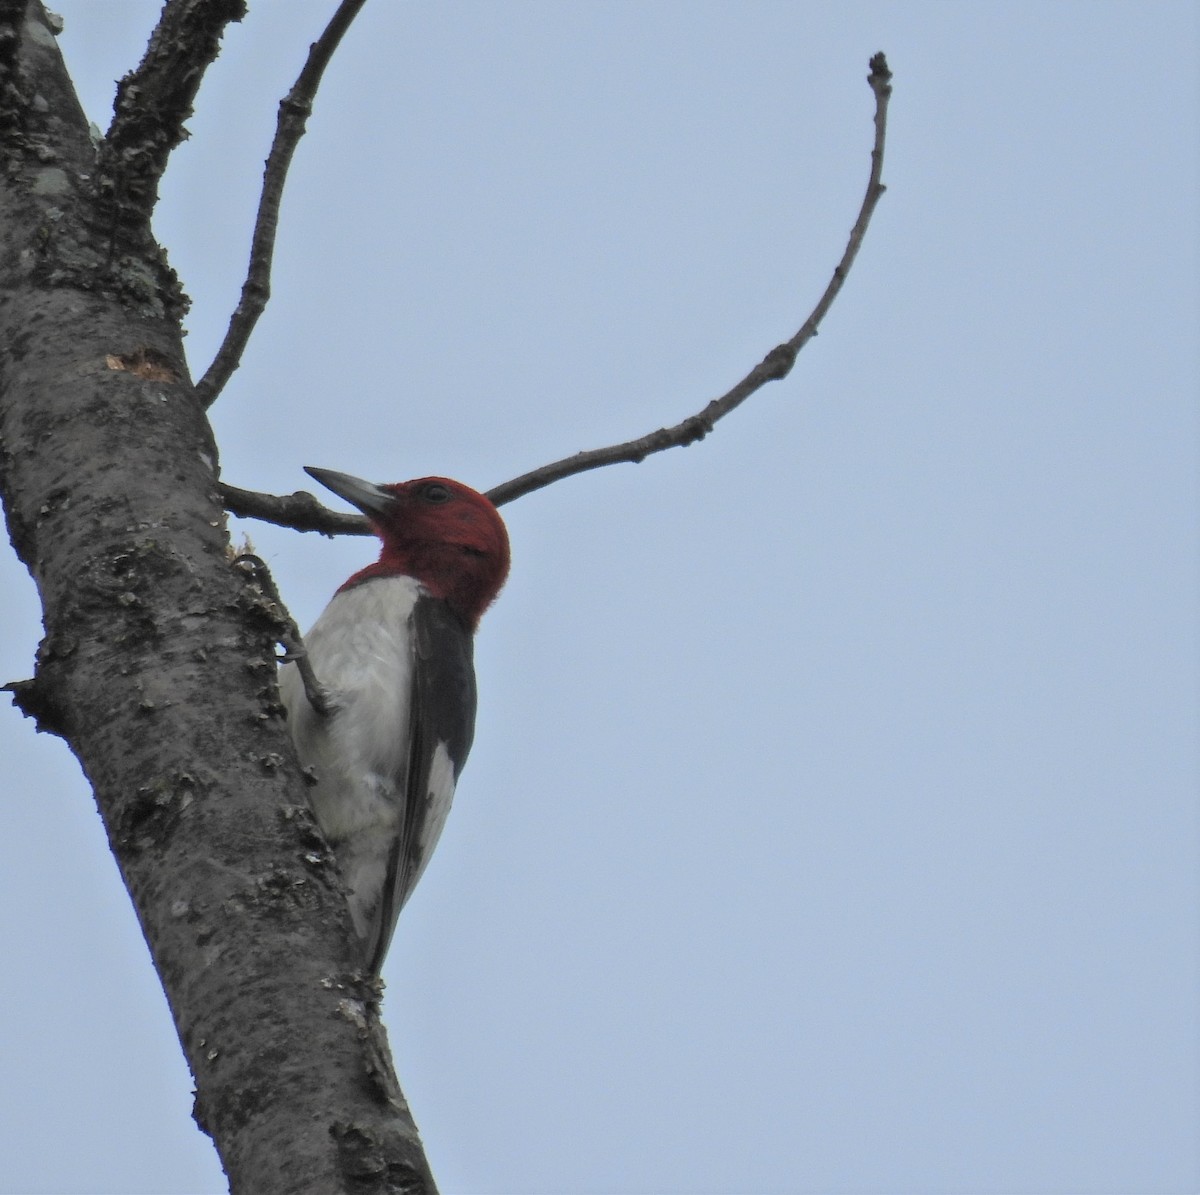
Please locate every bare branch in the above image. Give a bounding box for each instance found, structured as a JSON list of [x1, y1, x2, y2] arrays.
[[487, 52, 893, 507], [95, 0, 247, 232], [220, 53, 893, 534], [196, 0, 368, 408], [220, 479, 372, 535]]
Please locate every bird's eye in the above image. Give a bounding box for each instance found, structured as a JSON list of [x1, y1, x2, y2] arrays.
[[420, 483, 451, 504]]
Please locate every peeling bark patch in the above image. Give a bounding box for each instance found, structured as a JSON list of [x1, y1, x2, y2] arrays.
[[105, 344, 179, 382], [115, 772, 195, 852], [335, 997, 369, 1031], [279, 801, 333, 865], [237, 866, 323, 919]]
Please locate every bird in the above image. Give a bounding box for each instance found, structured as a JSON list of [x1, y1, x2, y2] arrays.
[[278, 466, 510, 974]]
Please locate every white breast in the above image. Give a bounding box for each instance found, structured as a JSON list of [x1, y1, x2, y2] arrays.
[[278, 575, 422, 938]]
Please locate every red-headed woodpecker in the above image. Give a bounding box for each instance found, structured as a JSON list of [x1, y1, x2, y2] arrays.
[[279, 466, 510, 974]]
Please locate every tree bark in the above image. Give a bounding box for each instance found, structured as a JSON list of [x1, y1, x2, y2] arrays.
[[0, 4, 436, 1191]]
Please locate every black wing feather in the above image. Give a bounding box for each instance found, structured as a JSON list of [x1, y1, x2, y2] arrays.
[[367, 596, 476, 974]]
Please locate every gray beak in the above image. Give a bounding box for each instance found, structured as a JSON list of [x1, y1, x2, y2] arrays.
[[304, 466, 395, 519]]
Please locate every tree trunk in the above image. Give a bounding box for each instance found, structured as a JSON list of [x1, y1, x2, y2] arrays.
[[0, 4, 435, 1190]]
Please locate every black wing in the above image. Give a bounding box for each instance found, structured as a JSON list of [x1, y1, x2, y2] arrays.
[[367, 596, 476, 974]]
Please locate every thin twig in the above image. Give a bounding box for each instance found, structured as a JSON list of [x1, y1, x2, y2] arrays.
[[220, 52, 893, 530], [196, 0, 368, 408]]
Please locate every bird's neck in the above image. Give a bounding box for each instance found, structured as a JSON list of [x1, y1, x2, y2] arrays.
[[338, 552, 481, 631]]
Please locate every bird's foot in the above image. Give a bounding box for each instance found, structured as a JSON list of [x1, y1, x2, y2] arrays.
[[233, 552, 337, 717]]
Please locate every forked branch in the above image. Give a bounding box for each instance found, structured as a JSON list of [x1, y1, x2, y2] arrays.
[[220, 52, 893, 530], [96, 0, 247, 230]]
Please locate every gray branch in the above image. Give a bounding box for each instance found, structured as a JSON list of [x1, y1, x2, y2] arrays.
[[196, 0, 368, 408], [221, 53, 894, 531]]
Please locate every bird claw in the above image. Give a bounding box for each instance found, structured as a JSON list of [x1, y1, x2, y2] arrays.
[[233, 551, 336, 716], [291, 649, 336, 717]]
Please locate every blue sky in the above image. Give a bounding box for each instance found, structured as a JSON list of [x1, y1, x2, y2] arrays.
[[1, 3, 1197, 1193]]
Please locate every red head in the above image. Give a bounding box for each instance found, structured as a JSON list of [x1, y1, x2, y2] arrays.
[[306, 466, 510, 630]]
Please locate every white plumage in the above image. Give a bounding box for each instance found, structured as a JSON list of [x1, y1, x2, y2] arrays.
[[280, 575, 459, 962]]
